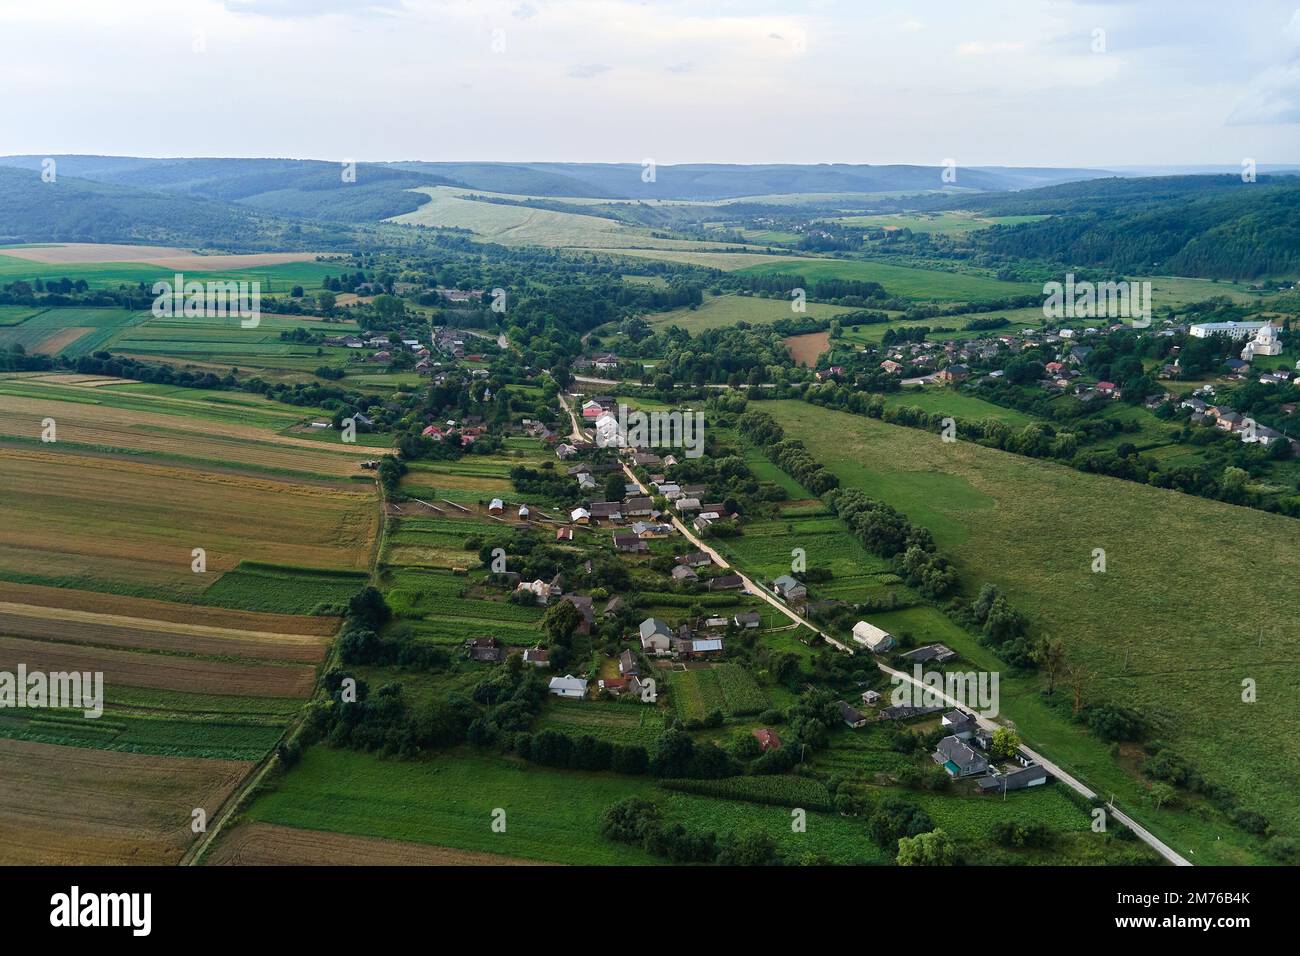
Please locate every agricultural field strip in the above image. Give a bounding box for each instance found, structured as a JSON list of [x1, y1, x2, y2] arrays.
[[0, 634, 317, 699], [0, 602, 326, 663]]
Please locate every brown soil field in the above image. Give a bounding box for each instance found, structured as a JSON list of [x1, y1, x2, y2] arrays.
[[0, 634, 317, 698], [0, 738, 251, 865], [0, 603, 328, 664], [0, 244, 323, 271], [31, 328, 91, 354], [0, 580, 337, 636], [783, 330, 831, 367], [0, 449, 376, 590], [207, 821, 549, 866]]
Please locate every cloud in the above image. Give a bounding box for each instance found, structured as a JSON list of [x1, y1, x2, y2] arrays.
[[567, 62, 611, 79], [957, 40, 1026, 56], [222, 0, 404, 17], [1229, 63, 1300, 124]]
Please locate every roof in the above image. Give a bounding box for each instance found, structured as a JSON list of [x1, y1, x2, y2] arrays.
[[639, 617, 671, 641], [838, 700, 866, 725], [934, 735, 987, 773], [752, 727, 781, 750], [773, 574, 803, 591], [734, 611, 761, 625], [548, 674, 588, 693]]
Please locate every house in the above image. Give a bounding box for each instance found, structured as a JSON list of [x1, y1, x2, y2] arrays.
[[578, 473, 597, 491], [570, 507, 591, 524], [753, 728, 782, 751], [613, 532, 648, 554], [555, 527, 574, 542], [671, 564, 699, 583], [1095, 381, 1120, 398], [941, 709, 978, 740], [838, 700, 868, 729], [1180, 397, 1208, 413], [675, 498, 702, 513], [933, 735, 990, 777], [617, 649, 640, 676], [556, 443, 578, 460], [976, 763, 1049, 794], [516, 579, 551, 605], [684, 637, 724, 660], [623, 496, 654, 517], [548, 674, 589, 700], [518, 504, 530, 520], [599, 678, 628, 697], [632, 522, 672, 539], [901, 643, 958, 664], [464, 637, 504, 662], [589, 501, 624, 521], [692, 515, 714, 534], [638, 617, 673, 655], [709, 574, 745, 592], [522, 647, 550, 668], [880, 360, 904, 375], [733, 612, 761, 629], [936, 364, 969, 384], [632, 452, 663, 468], [1067, 346, 1093, 366], [676, 551, 713, 569], [815, 365, 844, 382], [581, 400, 604, 420], [772, 574, 807, 601], [861, 689, 882, 706], [604, 596, 625, 618], [852, 620, 895, 653], [488, 498, 505, 516]]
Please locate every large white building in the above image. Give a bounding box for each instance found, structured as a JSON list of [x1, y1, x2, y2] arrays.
[[1188, 320, 1267, 340], [852, 620, 895, 653], [1241, 323, 1283, 361]]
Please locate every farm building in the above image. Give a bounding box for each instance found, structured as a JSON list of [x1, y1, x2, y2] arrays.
[[522, 648, 550, 668], [638, 618, 673, 655], [838, 700, 868, 728], [852, 620, 895, 653]]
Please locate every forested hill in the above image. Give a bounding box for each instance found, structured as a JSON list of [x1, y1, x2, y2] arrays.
[[0, 156, 457, 224], [944, 176, 1300, 280], [0, 166, 358, 250]]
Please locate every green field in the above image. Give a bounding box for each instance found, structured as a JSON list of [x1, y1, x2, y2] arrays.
[[736, 259, 1041, 302], [201, 562, 370, 614], [830, 212, 1050, 235], [763, 399, 1300, 861], [647, 292, 859, 333], [0, 254, 338, 294], [0, 306, 149, 356]]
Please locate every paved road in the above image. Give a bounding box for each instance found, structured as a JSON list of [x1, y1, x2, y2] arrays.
[[560, 394, 1191, 866], [878, 660, 1192, 866]]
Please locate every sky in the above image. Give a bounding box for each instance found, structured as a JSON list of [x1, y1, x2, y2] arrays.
[[1, 0, 1297, 167]]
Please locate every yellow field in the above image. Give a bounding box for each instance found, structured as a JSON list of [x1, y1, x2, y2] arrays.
[[0, 449, 376, 594]]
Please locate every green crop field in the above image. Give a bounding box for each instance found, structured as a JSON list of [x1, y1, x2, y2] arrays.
[[648, 293, 858, 333], [830, 212, 1050, 235], [763, 399, 1300, 862], [0, 306, 149, 356], [534, 699, 667, 747], [201, 563, 370, 614], [736, 259, 1041, 302]]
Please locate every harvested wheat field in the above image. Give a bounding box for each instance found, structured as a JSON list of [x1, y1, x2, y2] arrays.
[[0, 449, 376, 593], [0, 634, 317, 698], [782, 330, 831, 367], [207, 821, 551, 866], [0, 603, 328, 663], [0, 738, 252, 865]]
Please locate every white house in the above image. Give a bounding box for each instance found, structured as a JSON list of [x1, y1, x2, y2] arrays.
[[638, 617, 673, 655], [852, 620, 895, 653], [548, 674, 588, 699]]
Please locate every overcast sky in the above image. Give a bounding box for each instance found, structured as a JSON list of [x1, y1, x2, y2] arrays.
[[2, 0, 1297, 167]]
